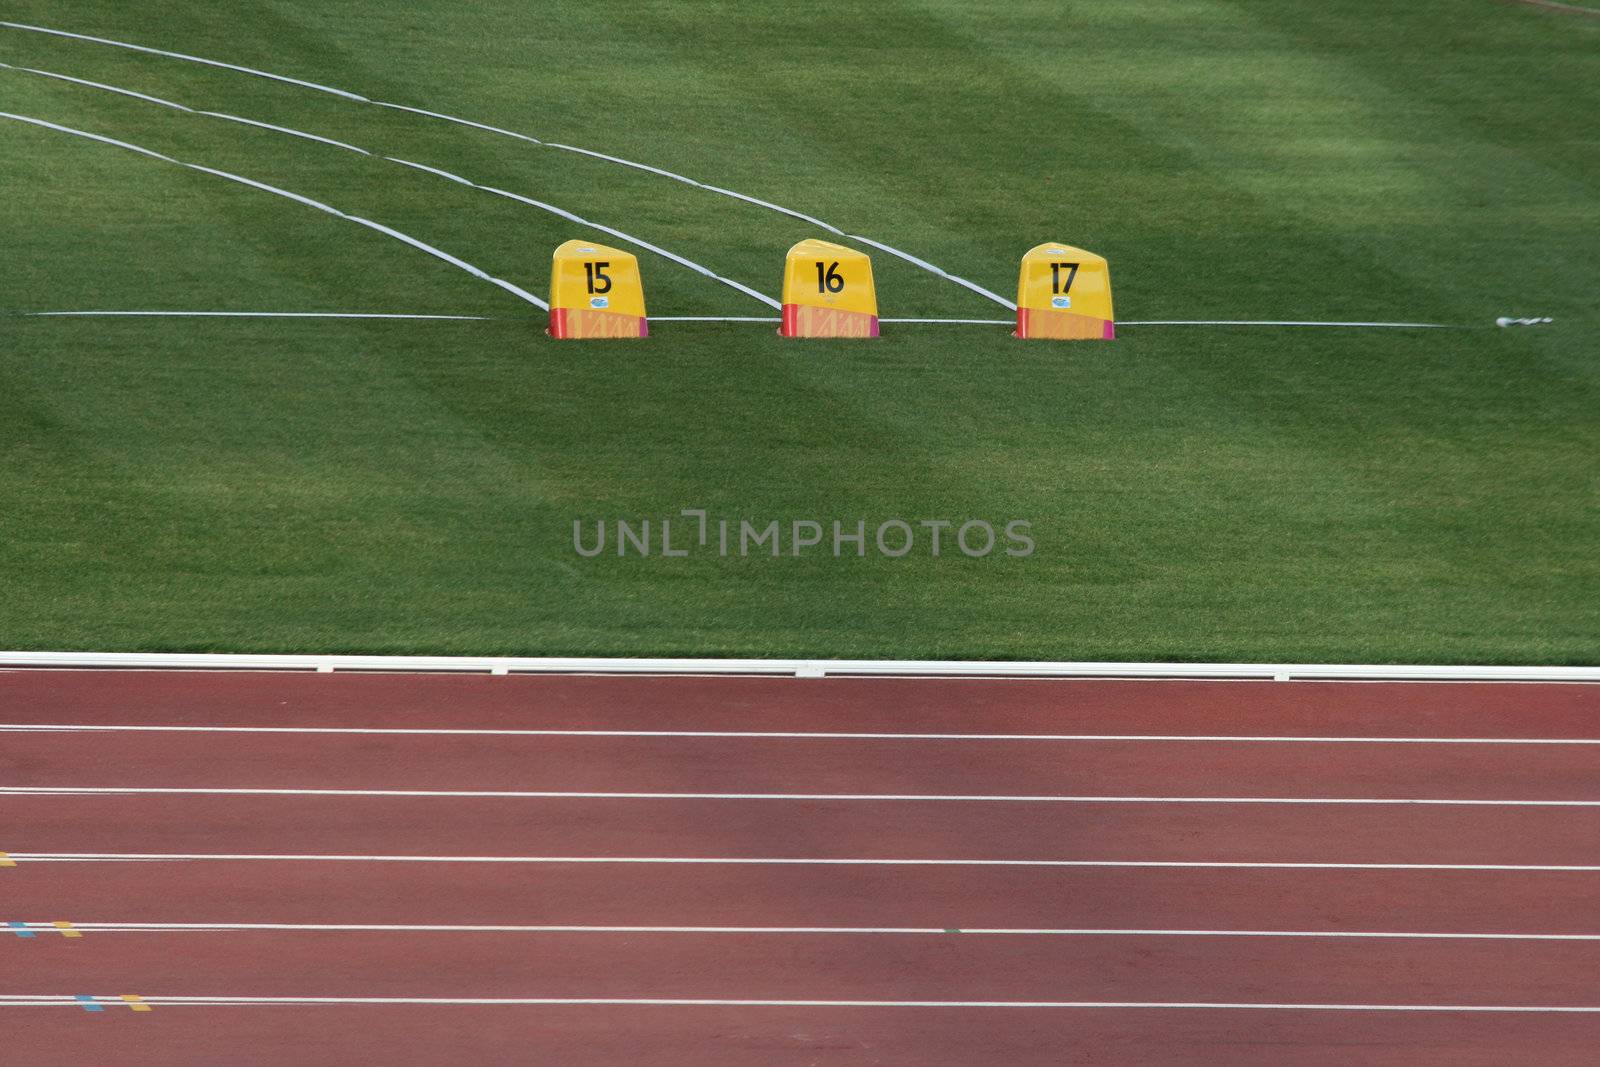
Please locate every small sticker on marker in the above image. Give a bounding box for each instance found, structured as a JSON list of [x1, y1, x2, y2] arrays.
[[590, 296, 610, 309], [1051, 296, 1072, 309]]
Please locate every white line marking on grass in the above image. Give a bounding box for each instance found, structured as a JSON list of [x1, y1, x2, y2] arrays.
[[4, 785, 1596, 807], [2, 994, 1599, 1012], [0, 62, 193, 110], [0, 111, 176, 163], [25, 923, 1600, 941], [201, 111, 370, 154], [845, 234, 1016, 309], [0, 22, 369, 100], [479, 186, 780, 308], [0, 61, 772, 310], [386, 157, 473, 185], [16, 311, 493, 320], [371, 102, 544, 144], [881, 317, 1013, 324], [0, 21, 1006, 309], [649, 315, 781, 322], [0, 111, 547, 310], [1120, 320, 1455, 328], [5, 723, 1597, 744], [10, 853, 1600, 871]]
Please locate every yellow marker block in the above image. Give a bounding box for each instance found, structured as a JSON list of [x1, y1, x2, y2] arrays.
[[52, 922, 83, 938], [781, 239, 878, 338], [1015, 242, 1115, 340], [0, 853, 13, 867], [548, 239, 647, 339], [120, 995, 153, 1012]]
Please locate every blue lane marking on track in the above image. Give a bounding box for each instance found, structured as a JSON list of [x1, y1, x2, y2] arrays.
[[6, 922, 34, 938], [74, 995, 103, 1012]]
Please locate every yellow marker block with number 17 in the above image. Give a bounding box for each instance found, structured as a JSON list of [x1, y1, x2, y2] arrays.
[[1015, 243, 1114, 340], [781, 239, 878, 338], [548, 240, 648, 339]]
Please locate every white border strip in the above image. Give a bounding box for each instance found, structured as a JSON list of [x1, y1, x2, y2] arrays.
[[16, 922, 1600, 941], [8, 853, 1600, 871], [1, 651, 1595, 680], [2, 994, 1599, 1012], [3, 785, 1595, 805], [5, 726, 1599, 744]]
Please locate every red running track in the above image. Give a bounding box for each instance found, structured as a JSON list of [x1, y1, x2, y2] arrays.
[[2, 670, 1600, 1064]]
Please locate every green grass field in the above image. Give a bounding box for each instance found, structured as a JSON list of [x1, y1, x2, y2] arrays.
[[1, 1, 1596, 663]]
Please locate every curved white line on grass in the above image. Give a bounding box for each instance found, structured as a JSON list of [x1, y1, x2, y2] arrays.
[[0, 62, 771, 308], [10, 853, 1600, 871], [479, 184, 781, 309], [3, 785, 1596, 807], [846, 234, 1016, 309], [201, 111, 369, 154], [5, 723, 1598, 743], [0, 111, 176, 163], [0, 20, 1007, 308], [17, 311, 493, 320], [25, 923, 1600, 941], [3, 995, 1599, 1012], [0, 21, 368, 100], [372, 102, 543, 145], [0, 112, 547, 310], [0, 61, 193, 110], [385, 157, 473, 186]]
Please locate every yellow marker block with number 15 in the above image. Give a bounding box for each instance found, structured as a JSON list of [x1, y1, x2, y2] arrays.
[[781, 239, 878, 338], [548, 240, 647, 339], [1015, 243, 1114, 340]]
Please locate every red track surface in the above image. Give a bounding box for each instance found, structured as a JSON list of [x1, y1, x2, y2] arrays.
[[3, 671, 1600, 1064]]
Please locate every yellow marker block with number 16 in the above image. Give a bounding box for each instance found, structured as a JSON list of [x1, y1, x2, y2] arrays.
[[781, 239, 878, 338], [1015, 243, 1114, 340], [548, 240, 647, 339]]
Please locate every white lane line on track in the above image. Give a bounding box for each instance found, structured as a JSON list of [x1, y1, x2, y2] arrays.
[[4, 723, 1597, 744], [0, 111, 549, 309], [9, 853, 1600, 871], [16, 311, 494, 319], [4, 786, 1596, 807], [0, 20, 1011, 310], [3, 995, 1599, 1012], [24, 923, 1600, 941]]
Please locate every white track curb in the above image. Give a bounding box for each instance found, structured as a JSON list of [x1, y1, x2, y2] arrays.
[[1, 652, 1596, 681]]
